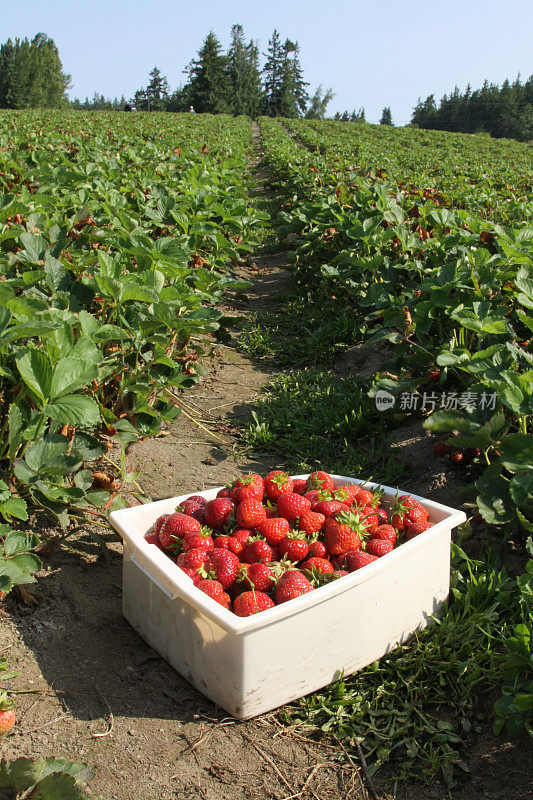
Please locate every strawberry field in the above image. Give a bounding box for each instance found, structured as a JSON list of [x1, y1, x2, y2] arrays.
[[0, 111, 532, 800]]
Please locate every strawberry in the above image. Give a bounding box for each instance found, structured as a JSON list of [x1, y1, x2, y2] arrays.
[[204, 497, 235, 530], [300, 557, 334, 574], [154, 513, 170, 533], [371, 524, 397, 544], [324, 512, 362, 556], [305, 471, 334, 493], [264, 470, 294, 501], [314, 499, 348, 518], [205, 550, 241, 589], [303, 490, 321, 509], [433, 442, 449, 457], [245, 563, 276, 592], [276, 493, 312, 521], [0, 692, 15, 736], [366, 539, 394, 557], [144, 532, 159, 545], [177, 495, 207, 522], [234, 473, 265, 500], [236, 499, 267, 529], [219, 593, 232, 610], [244, 539, 274, 564], [359, 506, 379, 535], [216, 487, 231, 498], [234, 591, 275, 616], [292, 478, 307, 495], [375, 507, 389, 525], [232, 527, 252, 545], [182, 529, 214, 552], [354, 488, 375, 508], [176, 548, 209, 571], [345, 550, 379, 571], [258, 517, 290, 546], [213, 535, 244, 555], [307, 540, 327, 559], [405, 519, 431, 539], [196, 579, 225, 601], [233, 482, 264, 503], [275, 570, 314, 604], [159, 513, 202, 548], [298, 511, 326, 535], [179, 566, 202, 585], [332, 484, 359, 505], [278, 532, 310, 562]]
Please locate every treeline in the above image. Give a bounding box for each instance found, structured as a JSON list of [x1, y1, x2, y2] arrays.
[[412, 75, 533, 141], [0, 33, 71, 109], [75, 25, 334, 119]]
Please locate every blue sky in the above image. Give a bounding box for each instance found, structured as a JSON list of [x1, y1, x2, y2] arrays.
[[3, 1, 532, 123]]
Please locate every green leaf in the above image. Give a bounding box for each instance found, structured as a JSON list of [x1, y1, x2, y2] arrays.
[[501, 434, 533, 473], [3, 531, 38, 556], [50, 358, 98, 399], [1, 497, 29, 521], [44, 395, 101, 428], [476, 467, 515, 524], [16, 349, 53, 403]]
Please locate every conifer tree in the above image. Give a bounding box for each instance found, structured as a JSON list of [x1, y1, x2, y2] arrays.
[[227, 24, 262, 117], [146, 66, 170, 111], [380, 106, 393, 125], [185, 31, 230, 113]]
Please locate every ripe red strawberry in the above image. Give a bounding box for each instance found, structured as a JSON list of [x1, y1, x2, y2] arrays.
[[277, 493, 312, 521], [366, 539, 394, 557], [258, 516, 290, 546], [246, 563, 276, 592], [159, 513, 202, 548], [345, 550, 379, 571], [234, 473, 265, 500], [324, 512, 362, 556], [332, 484, 359, 505], [354, 488, 375, 508], [216, 487, 231, 498], [307, 540, 327, 559], [314, 499, 348, 518], [177, 496, 207, 522], [219, 593, 232, 610], [236, 498, 267, 529], [196, 579, 225, 601], [0, 694, 15, 735], [244, 539, 274, 564], [144, 532, 159, 545], [264, 470, 294, 501], [303, 490, 321, 509], [305, 471, 334, 493], [232, 527, 252, 544], [405, 519, 431, 539], [433, 442, 449, 457], [332, 569, 349, 578], [213, 535, 244, 555], [375, 507, 389, 525], [298, 510, 326, 536], [278, 533, 309, 562], [300, 557, 334, 574], [204, 497, 235, 530], [205, 550, 240, 589], [234, 591, 275, 616], [292, 478, 307, 495], [275, 570, 314, 604], [176, 548, 209, 571], [179, 566, 201, 584], [406, 504, 429, 524], [371, 524, 397, 544], [182, 530, 214, 552], [359, 506, 379, 535], [154, 513, 170, 533]]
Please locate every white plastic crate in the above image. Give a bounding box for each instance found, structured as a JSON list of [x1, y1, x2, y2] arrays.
[[109, 475, 466, 719]]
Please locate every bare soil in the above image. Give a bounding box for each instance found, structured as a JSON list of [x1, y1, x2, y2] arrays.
[[1, 123, 531, 800]]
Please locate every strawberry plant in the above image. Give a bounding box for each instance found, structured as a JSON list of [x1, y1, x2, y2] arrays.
[[0, 757, 102, 799]]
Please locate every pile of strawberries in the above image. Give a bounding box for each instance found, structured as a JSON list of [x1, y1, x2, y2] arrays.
[[145, 471, 432, 617]]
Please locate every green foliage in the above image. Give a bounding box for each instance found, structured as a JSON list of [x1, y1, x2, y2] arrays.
[[0, 757, 101, 799], [0, 110, 265, 523], [494, 538, 533, 737], [411, 75, 533, 142], [0, 33, 70, 110], [285, 546, 525, 785], [0, 526, 41, 598]]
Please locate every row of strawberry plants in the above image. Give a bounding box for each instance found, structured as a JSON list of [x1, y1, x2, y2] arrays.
[[259, 117, 533, 539], [0, 111, 266, 574]]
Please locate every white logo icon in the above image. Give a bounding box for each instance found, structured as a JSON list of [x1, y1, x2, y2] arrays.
[[375, 390, 395, 412]]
